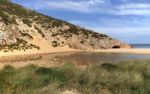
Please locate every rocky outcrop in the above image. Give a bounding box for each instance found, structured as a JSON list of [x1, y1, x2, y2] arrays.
[[0, 1, 131, 51]]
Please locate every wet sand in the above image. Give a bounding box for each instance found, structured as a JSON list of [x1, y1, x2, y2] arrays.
[[0, 50, 150, 69]]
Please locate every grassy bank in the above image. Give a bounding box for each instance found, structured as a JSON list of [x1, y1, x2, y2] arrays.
[[0, 61, 150, 94]]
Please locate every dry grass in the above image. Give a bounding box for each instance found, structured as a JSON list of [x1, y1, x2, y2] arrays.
[[0, 60, 150, 94]]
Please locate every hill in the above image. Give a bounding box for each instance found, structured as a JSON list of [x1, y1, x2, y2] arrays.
[[0, 0, 130, 52]]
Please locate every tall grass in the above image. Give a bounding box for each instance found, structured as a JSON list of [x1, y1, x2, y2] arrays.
[[0, 61, 150, 94]]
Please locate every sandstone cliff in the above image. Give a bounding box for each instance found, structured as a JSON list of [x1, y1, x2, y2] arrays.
[[0, 0, 131, 51]]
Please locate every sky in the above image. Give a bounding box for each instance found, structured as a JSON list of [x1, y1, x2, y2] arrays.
[[11, 0, 150, 44]]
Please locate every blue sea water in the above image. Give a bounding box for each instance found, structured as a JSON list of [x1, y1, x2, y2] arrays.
[[131, 44, 150, 48]]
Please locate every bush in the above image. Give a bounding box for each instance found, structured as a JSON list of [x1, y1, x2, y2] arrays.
[[20, 32, 33, 39], [34, 26, 45, 37], [22, 19, 32, 27], [52, 41, 59, 47]]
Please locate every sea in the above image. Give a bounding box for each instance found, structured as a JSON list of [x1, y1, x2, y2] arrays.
[[131, 44, 150, 48]]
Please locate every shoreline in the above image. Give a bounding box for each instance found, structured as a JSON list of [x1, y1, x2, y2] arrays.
[[0, 48, 149, 69], [0, 48, 150, 57], [0, 47, 80, 57], [94, 48, 150, 55]]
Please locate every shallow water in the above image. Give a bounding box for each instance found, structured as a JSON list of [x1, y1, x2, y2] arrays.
[[1, 52, 150, 68], [132, 44, 150, 48], [50, 52, 150, 64]]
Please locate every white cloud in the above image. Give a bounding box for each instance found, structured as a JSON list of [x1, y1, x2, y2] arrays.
[[115, 3, 150, 15], [33, 0, 106, 13], [118, 3, 150, 9], [19, 0, 150, 15]]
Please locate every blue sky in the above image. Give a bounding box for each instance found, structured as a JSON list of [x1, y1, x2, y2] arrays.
[[11, 0, 150, 44]]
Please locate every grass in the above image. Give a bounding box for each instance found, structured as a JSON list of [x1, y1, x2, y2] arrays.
[[0, 61, 150, 94]]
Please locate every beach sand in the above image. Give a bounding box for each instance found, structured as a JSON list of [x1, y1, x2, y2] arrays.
[[0, 47, 78, 57], [0, 48, 150, 57]]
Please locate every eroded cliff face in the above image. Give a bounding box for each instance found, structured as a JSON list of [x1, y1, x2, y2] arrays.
[[0, 1, 131, 51]]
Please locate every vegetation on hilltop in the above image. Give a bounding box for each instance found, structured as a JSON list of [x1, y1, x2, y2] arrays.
[[0, 61, 150, 94]]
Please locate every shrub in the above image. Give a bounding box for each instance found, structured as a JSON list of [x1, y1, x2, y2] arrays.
[[52, 41, 59, 47], [34, 26, 45, 37], [22, 19, 32, 27], [20, 32, 33, 39], [80, 40, 84, 44]]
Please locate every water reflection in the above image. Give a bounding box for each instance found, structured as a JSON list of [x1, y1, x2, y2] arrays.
[[43, 52, 150, 65], [1, 52, 150, 68]]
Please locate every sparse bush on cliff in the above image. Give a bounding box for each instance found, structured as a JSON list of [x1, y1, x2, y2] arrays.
[[34, 25, 45, 37], [22, 19, 32, 27], [52, 41, 60, 47], [20, 32, 33, 39]]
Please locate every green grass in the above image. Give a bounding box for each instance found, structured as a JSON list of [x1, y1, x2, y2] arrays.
[[0, 61, 150, 94]]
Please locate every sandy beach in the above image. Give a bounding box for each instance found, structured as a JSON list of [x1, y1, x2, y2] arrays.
[[0, 48, 150, 57], [0, 47, 78, 57]]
